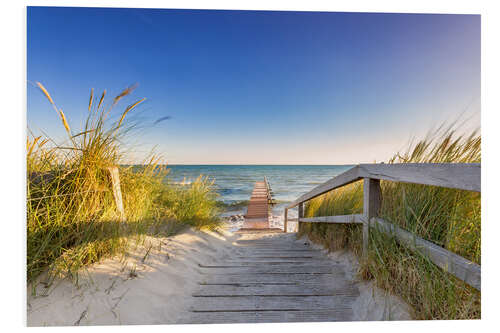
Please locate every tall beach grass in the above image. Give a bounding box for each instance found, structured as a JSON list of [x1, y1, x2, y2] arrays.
[[299, 123, 481, 319], [27, 84, 220, 287]]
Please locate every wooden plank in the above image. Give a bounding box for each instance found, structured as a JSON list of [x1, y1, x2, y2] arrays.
[[233, 237, 310, 247], [230, 250, 323, 256], [232, 246, 315, 251], [370, 217, 481, 290], [359, 163, 481, 192], [230, 250, 321, 255], [190, 295, 358, 312], [287, 163, 480, 209], [198, 264, 338, 274], [236, 228, 283, 234], [363, 178, 381, 254], [221, 259, 331, 264], [299, 214, 363, 224], [200, 261, 334, 267], [231, 255, 326, 260], [240, 220, 269, 229], [364, 179, 381, 219], [284, 208, 288, 233], [232, 243, 315, 248], [193, 283, 359, 297], [232, 243, 316, 250], [232, 242, 315, 248], [298, 202, 304, 232], [183, 309, 353, 324], [107, 166, 125, 221], [198, 273, 345, 285]]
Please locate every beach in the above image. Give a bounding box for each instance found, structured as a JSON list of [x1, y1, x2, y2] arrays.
[[27, 227, 412, 326]]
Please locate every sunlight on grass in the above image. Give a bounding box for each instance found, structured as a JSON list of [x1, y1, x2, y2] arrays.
[[299, 123, 481, 319], [27, 83, 220, 287]]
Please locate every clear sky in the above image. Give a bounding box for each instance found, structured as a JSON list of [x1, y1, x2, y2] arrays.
[[27, 7, 480, 164]]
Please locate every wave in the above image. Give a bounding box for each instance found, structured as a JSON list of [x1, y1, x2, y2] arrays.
[[171, 180, 192, 185], [216, 200, 250, 210]]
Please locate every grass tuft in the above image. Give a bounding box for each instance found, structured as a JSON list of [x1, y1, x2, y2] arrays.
[[299, 123, 481, 319], [27, 84, 220, 286]]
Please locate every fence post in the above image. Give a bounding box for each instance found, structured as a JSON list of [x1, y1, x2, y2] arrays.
[[363, 178, 381, 256], [298, 202, 304, 233], [284, 208, 288, 233], [108, 166, 125, 221]]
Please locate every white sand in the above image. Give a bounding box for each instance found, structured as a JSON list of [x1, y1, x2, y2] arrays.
[[27, 228, 238, 326], [299, 235, 413, 321], [27, 228, 412, 326]]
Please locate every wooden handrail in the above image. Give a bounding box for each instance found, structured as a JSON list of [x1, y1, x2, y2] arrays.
[[263, 176, 275, 205], [287, 163, 480, 209], [299, 214, 363, 224], [283, 162, 481, 290]]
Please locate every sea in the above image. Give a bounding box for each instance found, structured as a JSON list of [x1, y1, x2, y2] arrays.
[[165, 165, 353, 231]]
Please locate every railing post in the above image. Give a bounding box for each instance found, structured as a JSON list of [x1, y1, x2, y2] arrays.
[[108, 166, 125, 222], [363, 178, 381, 256], [284, 208, 288, 233], [298, 202, 304, 232]]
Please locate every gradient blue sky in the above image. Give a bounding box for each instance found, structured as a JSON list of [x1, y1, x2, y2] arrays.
[[27, 7, 480, 164]]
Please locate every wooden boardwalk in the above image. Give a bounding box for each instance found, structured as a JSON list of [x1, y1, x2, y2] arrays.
[[182, 177, 360, 324], [242, 178, 277, 230], [186, 232, 359, 324]]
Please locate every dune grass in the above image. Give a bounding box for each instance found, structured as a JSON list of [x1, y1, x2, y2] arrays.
[[27, 84, 220, 287], [298, 123, 481, 319]]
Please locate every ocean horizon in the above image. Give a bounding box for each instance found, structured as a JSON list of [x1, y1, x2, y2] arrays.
[[164, 164, 352, 201], [160, 164, 354, 225]]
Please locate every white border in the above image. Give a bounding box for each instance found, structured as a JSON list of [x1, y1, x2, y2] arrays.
[[2, 0, 499, 332]]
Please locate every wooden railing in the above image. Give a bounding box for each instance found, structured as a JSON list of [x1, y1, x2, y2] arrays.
[[283, 163, 481, 290], [263, 176, 276, 206]]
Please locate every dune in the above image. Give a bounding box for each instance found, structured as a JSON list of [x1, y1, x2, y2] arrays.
[[27, 228, 411, 326]]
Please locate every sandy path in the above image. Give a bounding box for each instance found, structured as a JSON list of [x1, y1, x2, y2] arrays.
[[27, 228, 411, 326]]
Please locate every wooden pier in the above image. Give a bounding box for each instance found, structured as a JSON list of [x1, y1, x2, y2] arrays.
[[241, 177, 279, 230]]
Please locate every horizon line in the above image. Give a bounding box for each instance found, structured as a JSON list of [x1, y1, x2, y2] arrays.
[[121, 163, 358, 166]]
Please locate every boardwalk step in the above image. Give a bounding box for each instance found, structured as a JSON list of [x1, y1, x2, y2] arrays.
[[183, 309, 353, 323], [199, 273, 345, 285], [190, 295, 358, 312], [189, 208, 358, 324], [232, 247, 323, 256], [193, 284, 358, 297], [229, 256, 326, 260], [198, 265, 338, 274], [220, 260, 333, 265]]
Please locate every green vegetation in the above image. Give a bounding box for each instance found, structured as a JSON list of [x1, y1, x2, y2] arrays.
[[27, 84, 220, 286], [299, 124, 481, 319]]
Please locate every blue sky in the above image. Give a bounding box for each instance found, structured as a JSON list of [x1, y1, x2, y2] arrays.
[[27, 7, 480, 164]]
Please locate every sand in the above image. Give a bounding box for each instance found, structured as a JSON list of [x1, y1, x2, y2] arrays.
[[300, 235, 413, 321], [27, 228, 412, 326]]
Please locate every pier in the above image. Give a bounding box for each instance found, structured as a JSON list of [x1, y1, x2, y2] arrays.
[[241, 177, 279, 230]]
